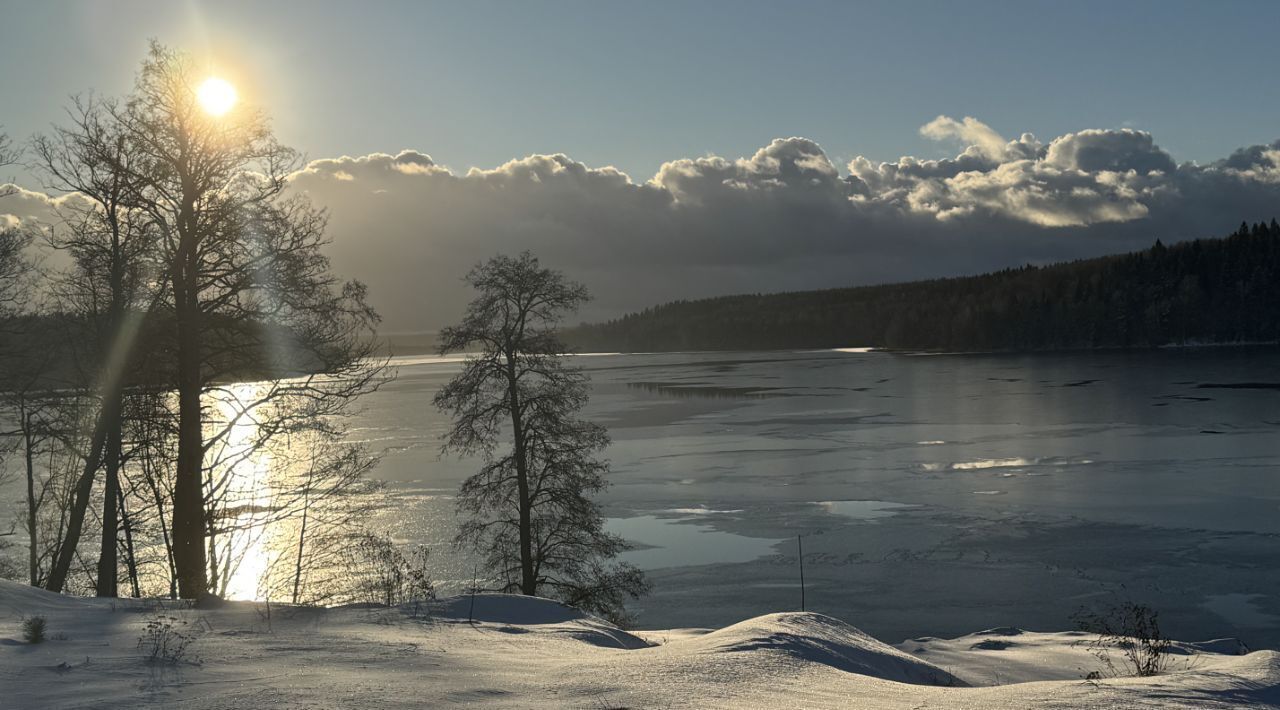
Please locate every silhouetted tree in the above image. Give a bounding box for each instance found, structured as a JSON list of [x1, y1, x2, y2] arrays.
[[32, 95, 159, 596], [435, 252, 647, 624], [110, 43, 384, 599]]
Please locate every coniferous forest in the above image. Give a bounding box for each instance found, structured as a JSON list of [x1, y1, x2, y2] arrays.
[[565, 220, 1280, 353]]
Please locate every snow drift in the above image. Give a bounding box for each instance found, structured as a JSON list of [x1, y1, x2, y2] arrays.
[[3, 580, 1280, 708], [684, 611, 964, 685]]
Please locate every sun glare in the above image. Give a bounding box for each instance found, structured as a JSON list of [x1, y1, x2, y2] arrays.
[[197, 77, 238, 116]]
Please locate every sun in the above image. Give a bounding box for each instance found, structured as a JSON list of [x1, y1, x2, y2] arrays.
[[196, 77, 238, 117]]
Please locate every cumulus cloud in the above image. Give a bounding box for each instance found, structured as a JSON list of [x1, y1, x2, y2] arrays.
[[1042, 129, 1176, 173], [919, 115, 1012, 161], [0, 184, 93, 227], [5, 118, 1280, 330], [850, 119, 1187, 227]]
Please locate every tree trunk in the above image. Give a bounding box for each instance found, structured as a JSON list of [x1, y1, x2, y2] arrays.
[[44, 397, 112, 593], [23, 402, 38, 587], [96, 228, 129, 598], [506, 356, 536, 596], [292, 464, 314, 604], [172, 339, 206, 597], [207, 516, 223, 597], [171, 223, 208, 599], [118, 485, 141, 597], [95, 407, 122, 597]]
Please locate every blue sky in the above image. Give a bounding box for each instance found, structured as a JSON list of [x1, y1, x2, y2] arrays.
[[5, 1, 1280, 328], [3, 0, 1278, 181]]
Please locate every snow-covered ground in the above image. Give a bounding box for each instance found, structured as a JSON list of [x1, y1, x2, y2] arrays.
[[3, 581, 1279, 708]]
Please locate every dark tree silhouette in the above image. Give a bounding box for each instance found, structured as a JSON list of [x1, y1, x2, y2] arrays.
[[114, 43, 295, 599], [435, 252, 647, 624], [31, 96, 158, 596], [567, 220, 1280, 353], [105, 43, 383, 599]]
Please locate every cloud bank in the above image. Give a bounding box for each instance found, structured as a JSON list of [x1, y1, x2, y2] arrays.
[[5, 116, 1280, 330]]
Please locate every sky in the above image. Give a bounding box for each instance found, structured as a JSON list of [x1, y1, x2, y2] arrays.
[[3, 1, 1280, 330]]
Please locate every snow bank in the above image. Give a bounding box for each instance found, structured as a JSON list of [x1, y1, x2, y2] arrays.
[[685, 611, 964, 685], [431, 592, 651, 649], [899, 626, 1256, 687], [0, 578, 132, 614], [3, 580, 1280, 708]]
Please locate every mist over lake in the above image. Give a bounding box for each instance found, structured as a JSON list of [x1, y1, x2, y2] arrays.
[[355, 347, 1280, 646]]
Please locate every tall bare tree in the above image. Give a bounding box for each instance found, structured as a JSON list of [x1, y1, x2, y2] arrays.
[[32, 96, 159, 596], [115, 43, 383, 599], [3, 51, 383, 603], [109, 44, 296, 598], [435, 252, 646, 624]]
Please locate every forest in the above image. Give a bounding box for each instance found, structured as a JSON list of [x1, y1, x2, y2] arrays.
[[565, 220, 1280, 353]]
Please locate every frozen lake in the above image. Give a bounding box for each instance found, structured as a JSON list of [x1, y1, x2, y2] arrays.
[[362, 347, 1280, 647], [8, 346, 1280, 647]]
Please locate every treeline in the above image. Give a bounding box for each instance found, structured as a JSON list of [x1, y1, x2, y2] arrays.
[[3, 311, 346, 391], [565, 220, 1280, 352]]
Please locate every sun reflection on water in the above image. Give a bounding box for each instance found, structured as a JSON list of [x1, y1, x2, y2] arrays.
[[211, 382, 276, 600]]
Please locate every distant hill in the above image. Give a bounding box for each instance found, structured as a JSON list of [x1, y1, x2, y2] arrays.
[[564, 220, 1280, 353]]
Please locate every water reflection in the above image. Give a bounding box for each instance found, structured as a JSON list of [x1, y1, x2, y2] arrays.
[[118, 381, 384, 603], [208, 383, 277, 600]]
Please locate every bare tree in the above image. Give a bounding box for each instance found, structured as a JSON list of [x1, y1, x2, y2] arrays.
[[114, 43, 384, 599], [113, 43, 295, 599], [31, 95, 159, 596], [3, 49, 384, 603], [0, 348, 90, 591], [10, 387, 63, 586], [435, 252, 647, 624]]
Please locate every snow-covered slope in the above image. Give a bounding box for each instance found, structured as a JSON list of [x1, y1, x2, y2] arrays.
[[2, 580, 1279, 709], [898, 626, 1253, 687], [681, 612, 964, 685]]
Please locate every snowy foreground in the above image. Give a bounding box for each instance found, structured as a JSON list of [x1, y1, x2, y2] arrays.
[[3, 581, 1279, 709]]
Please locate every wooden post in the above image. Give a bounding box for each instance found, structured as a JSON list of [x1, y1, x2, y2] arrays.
[[468, 564, 478, 624], [798, 534, 805, 612]]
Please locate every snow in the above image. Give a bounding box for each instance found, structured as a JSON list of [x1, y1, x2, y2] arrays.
[[679, 612, 964, 686], [2, 580, 1279, 708], [896, 626, 1252, 686]]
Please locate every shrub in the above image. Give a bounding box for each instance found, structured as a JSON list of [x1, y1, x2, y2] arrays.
[[1072, 601, 1172, 677], [341, 533, 436, 607], [21, 616, 47, 644], [138, 615, 195, 665]]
